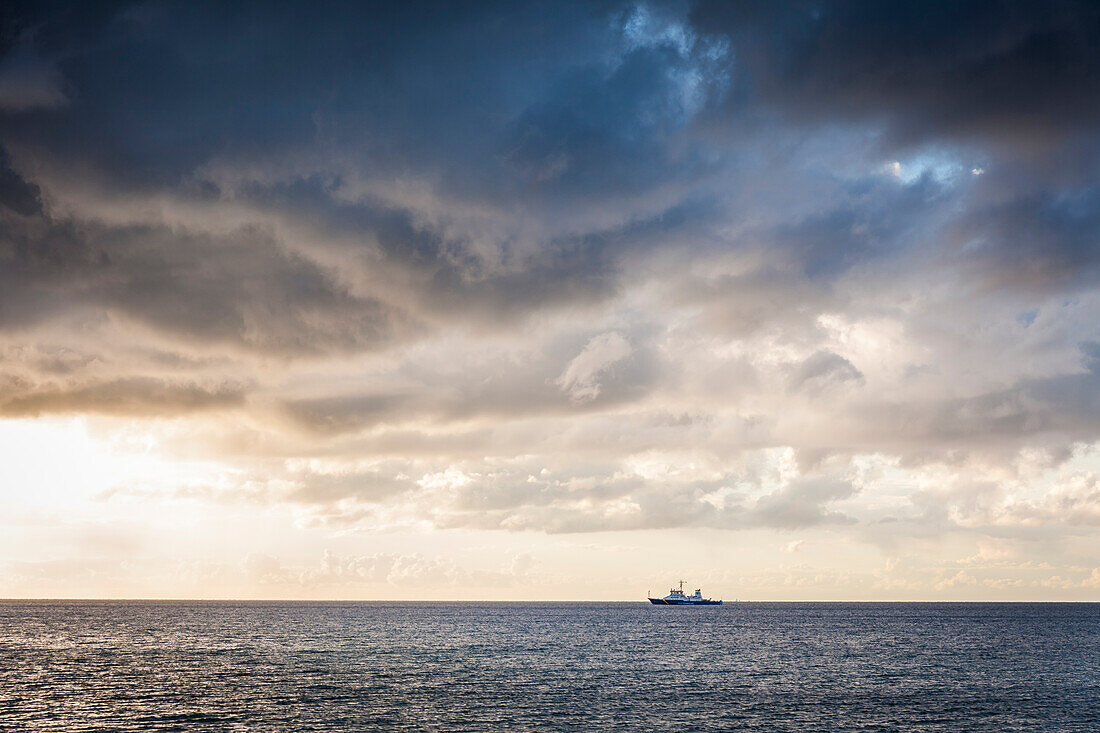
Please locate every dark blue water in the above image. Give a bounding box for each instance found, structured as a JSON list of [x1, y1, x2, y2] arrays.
[[1, 601, 1097, 731]]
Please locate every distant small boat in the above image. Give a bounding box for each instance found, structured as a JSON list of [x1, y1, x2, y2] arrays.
[[648, 580, 722, 605]]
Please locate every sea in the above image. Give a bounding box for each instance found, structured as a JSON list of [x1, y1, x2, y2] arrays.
[[1, 601, 1097, 731]]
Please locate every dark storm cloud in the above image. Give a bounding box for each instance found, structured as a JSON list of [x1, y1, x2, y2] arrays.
[[0, 30, 68, 112], [0, 203, 404, 353], [3, 1, 540, 184], [0, 146, 40, 215], [690, 0, 1100, 150], [949, 187, 1100, 292], [499, 37, 725, 197], [0, 0, 716, 199], [1, 0, 1093, 349], [686, 0, 1100, 291], [0, 0, 736, 355]]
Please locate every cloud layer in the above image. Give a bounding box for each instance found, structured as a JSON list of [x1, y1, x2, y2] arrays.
[[1, 0, 1099, 598]]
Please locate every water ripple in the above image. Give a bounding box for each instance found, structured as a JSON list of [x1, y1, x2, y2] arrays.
[[1, 601, 1097, 731]]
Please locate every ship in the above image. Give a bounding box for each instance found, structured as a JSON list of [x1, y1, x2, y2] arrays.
[[648, 580, 722, 605]]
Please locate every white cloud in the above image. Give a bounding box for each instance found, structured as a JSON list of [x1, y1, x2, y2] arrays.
[[554, 332, 633, 403]]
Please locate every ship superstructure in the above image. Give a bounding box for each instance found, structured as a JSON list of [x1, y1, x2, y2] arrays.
[[648, 580, 722, 605]]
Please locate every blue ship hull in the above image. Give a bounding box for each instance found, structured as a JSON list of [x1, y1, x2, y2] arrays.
[[648, 598, 722, 605]]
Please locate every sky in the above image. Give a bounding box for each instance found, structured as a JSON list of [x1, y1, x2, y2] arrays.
[[1, 0, 1099, 600]]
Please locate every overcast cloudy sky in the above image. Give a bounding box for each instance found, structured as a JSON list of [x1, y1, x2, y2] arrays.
[[1, 0, 1099, 600]]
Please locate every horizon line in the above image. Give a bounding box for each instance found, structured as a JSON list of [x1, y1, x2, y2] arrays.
[[2, 597, 1097, 604]]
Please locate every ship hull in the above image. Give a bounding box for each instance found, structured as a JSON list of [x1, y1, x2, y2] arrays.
[[648, 598, 722, 605]]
